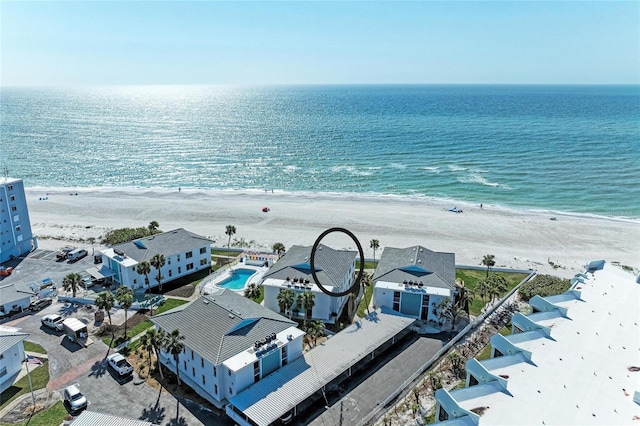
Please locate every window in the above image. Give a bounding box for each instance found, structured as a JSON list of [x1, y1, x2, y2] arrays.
[[214, 384, 218, 394], [183, 361, 187, 370], [11, 205, 17, 212], [228, 387, 232, 395], [213, 366, 217, 377], [9, 195, 15, 202], [228, 369, 231, 376], [15, 225, 21, 232], [202, 375, 206, 385], [186, 251, 193, 259], [421, 295, 430, 320], [281, 346, 288, 366], [168, 258, 171, 265], [192, 367, 195, 377], [133, 279, 137, 285], [200, 259, 208, 266], [7, 185, 13, 191], [438, 406, 449, 421], [177, 255, 181, 261], [201, 358, 204, 368], [0, 353, 3, 360], [393, 291, 400, 311], [254, 361, 260, 383], [191, 350, 194, 360], [186, 263, 194, 271], [168, 270, 172, 277], [178, 267, 182, 274], [0, 367, 6, 378], [200, 247, 207, 254], [469, 375, 479, 386]]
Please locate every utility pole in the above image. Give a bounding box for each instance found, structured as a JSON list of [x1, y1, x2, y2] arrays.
[[24, 354, 36, 410]]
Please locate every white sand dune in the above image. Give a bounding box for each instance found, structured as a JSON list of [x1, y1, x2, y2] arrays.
[[26, 188, 639, 279]]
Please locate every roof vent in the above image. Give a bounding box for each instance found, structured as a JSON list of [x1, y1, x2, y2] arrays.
[[228, 313, 235, 319], [203, 299, 209, 304]]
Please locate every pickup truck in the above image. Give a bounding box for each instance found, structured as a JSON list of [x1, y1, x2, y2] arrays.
[[106, 353, 134, 377], [41, 314, 64, 331], [56, 246, 75, 260]]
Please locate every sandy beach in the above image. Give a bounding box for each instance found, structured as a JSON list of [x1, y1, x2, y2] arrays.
[[25, 187, 639, 279]]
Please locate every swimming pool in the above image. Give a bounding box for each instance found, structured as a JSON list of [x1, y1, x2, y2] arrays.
[[216, 268, 256, 291]]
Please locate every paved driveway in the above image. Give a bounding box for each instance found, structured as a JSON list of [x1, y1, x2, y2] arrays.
[[5, 301, 232, 425], [307, 333, 443, 426]]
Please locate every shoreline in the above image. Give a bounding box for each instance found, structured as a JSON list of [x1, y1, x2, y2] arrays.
[[25, 187, 640, 280], [26, 185, 640, 223]]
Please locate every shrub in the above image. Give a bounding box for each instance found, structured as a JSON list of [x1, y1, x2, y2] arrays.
[[101, 226, 162, 245], [518, 274, 571, 301]]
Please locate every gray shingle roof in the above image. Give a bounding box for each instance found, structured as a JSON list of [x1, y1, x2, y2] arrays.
[[151, 290, 295, 365], [70, 411, 153, 426], [0, 329, 29, 353], [0, 283, 35, 306], [373, 245, 456, 289], [112, 228, 213, 263], [262, 245, 356, 288]]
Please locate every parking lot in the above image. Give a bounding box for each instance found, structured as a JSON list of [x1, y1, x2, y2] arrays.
[[1, 250, 233, 425]]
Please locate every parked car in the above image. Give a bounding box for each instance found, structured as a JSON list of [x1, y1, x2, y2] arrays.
[[106, 353, 134, 377], [29, 298, 53, 311], [41, 314, 64, 331], [81, 275, 94, 288], [62, 384, 88, 413], [67, 248, 88, 262], [56, 246, 75, 260], [0, 266, 13, 276]]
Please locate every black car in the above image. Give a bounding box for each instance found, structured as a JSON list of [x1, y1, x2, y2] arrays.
[[29, 298, 53, 311]]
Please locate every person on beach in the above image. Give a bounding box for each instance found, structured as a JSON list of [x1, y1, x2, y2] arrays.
[[480, 203, 483, 209]]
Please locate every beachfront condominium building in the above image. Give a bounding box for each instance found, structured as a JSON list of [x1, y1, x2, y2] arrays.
[[434, 261, 639, 425], [0, 178, 37, 264], [0, 326, 29, 393], [261, 244, 358, 324], [151, 288, 305, 407], [97, 228, 212, 291], [373, 245, 456, 328]]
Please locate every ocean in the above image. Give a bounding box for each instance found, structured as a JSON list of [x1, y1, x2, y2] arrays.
[[2, 85, 639, 219]]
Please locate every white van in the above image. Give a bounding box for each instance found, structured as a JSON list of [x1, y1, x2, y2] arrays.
[[67, 248, 88, 262]]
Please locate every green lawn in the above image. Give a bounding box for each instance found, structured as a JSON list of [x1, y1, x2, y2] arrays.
[[103, 298, 190, 347], [0, 362, 49, 410], [456, 269, 529, 316], [22, 341, 46, 354], [356, 284, 374, 318], [356, 260, 378, 270], [211, 249, 241, 257], [0, 401, 69, 426]]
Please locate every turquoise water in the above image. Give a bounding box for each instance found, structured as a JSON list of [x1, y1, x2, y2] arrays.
[[217, 268, 255, 290], [2, 85, 639, 218]]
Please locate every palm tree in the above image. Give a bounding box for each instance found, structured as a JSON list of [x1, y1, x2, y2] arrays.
[[225, 225, 236, 252], [306, 320, 324, 347], [62, 273, 83, 298], [138, 330, 155, 378], [475, 278, 492, 305], [163, 329, 185, 386], [95, 291, 115, 339], [301, 292, 316, 326], [455, 279, 470, 314], [277, 289, 295, 319], [272, 242, 285, 257], [136, 261, 152, 290], [142, 328, 166, 380], [116, 286, 134, 338], [148, 221, 160, 232], [244, 283, 261, 301], [150, 253, 166, 292], [369, 239, 380, 263], [481, 254, 496, 278], [487, 273, 509, 302]]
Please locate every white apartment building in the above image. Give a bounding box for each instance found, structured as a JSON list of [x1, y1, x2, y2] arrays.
[[0, 326, 29, 393], [261, 244, 357, 323], [151, 289, 304, 407], [0, 178, 37, 264], [97, 228, 212, 291], [373, 245, 456, 326]]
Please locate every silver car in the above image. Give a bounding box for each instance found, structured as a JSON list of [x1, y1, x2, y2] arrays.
[[63, 384, 88, 413]]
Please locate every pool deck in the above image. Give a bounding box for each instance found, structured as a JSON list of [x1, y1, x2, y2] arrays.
[[201, 264, 267, 295]]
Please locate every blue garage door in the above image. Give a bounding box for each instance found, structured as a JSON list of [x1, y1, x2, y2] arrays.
[[401, 292, 421, 317]]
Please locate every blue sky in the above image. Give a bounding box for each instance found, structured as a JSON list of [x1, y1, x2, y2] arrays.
[[1, 1, 638, 86]]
